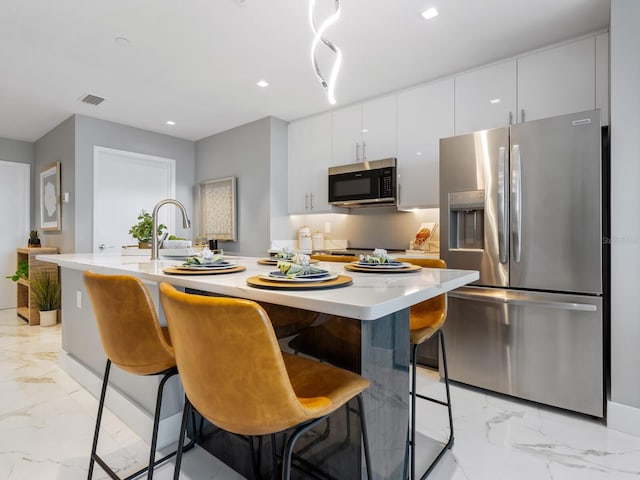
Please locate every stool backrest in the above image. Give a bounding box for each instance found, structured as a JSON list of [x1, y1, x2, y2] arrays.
[[395, 258, 447, 330], [83, 271, 175, 375], [159, 282, 325, 436], [310, 254, 359, 263]]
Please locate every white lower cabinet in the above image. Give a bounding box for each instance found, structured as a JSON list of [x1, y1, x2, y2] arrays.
[[397, 78, 454, 209]]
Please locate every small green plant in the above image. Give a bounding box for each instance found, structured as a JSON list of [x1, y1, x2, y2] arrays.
[[30, 273, 60, 312], [128, 210, 167, 243], [6, 260, 29, 282], [28, 230, 41, 247]]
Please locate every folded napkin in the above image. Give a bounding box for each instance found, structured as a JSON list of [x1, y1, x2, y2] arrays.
[[276, 261, 325, 278], [359, 248, 396, 264], [184, 254, 224, 266]]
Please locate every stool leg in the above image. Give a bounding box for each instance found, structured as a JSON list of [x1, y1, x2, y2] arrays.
[[356, 394, 372, 480], [173, 396, 191, 480], [88, 359, 111, 479], [280, 417, 325, 480], [410, 342, 419, 480], [147, 369, 178, 479]]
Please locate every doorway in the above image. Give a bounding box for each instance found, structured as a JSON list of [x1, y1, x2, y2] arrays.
[[0, 160, 30, 309], [93, 147, 176, 254]]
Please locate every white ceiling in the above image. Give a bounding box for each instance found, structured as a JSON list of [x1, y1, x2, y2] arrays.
[[0, 0, 610, 143]]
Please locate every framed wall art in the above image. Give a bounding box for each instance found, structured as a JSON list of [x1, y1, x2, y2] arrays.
[[199, 176, 237, 241], [40, 162, 61, 231]]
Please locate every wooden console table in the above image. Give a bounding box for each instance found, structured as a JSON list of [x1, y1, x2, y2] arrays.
[[16, 247, 59, 325]]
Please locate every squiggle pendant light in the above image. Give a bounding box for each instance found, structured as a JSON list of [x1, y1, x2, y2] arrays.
[[309, 0, 342, 105]]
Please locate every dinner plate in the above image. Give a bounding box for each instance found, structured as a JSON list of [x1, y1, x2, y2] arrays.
[[354, 261, 412, 269], [258, 257, 319, 265], [260, 271, 337, 282], [175, 262, 234, 270]]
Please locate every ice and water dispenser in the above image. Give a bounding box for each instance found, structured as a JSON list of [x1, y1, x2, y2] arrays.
[[448, 190, 485, 249]]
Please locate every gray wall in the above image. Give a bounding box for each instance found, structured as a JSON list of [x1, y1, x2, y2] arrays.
[[196, 116, 280, 256], [610, 0, 640, 410], [74, 115, 195, 253], [34, 116, 76, 253]]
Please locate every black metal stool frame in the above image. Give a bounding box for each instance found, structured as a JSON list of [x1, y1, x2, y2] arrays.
[[410, 330, 454, 480], [88, 360, 196, 480]]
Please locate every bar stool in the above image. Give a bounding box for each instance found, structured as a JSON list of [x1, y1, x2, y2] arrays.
[[309, 254, 359, 263], [83, 271, 194, 480], [395, 257, 453, 480], [158, 282, 372, 480]]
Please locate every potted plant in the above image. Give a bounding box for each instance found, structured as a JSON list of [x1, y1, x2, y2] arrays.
[[30, 272, 60, 327], [6, 260, 28, 282], [28, 230, 41, 247], [128, 210, 166, 249]]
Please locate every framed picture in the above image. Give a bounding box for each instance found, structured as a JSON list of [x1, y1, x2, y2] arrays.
[[199, 176, 237, 241], [40, 162, 61, 231]]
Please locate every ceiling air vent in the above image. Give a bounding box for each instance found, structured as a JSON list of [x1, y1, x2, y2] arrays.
[[80, 94, 105, 106]]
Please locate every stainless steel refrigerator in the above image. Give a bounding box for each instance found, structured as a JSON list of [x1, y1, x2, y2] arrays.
[[439, 110, 605, 417]]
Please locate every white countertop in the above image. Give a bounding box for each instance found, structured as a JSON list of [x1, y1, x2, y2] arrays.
[[38, 253, 478, 321]]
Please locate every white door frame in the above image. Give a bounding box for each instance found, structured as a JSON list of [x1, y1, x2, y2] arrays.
[[0, 160, 30, 309], [93, 146, 176, 253]]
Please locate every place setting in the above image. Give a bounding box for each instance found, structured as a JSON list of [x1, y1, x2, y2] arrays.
[[163, 248, 246, 275], [247, 254, 352, 290], [257, 247, 319, 266], [343, 249, 422, 274]]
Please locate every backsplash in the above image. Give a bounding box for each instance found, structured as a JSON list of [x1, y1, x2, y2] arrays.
[[285, 207, 440, 251]]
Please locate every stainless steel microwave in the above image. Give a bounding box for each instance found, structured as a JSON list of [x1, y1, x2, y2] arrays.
[[328, 158, 397, 207]]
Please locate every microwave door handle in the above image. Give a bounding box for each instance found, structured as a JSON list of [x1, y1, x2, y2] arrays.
[[498, 146, 508, 264], [511, 144, 522, 263]]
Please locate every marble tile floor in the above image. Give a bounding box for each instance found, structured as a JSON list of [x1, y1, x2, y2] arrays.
[[1, 307, 639, 480]]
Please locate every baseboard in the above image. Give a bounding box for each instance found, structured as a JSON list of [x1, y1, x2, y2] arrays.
[[59, 350, 182, 449], [607, 400, 640, 437]]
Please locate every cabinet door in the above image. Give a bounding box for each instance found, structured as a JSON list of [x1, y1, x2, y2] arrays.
[[287, 119, 310, 213], [397, 78, 454, 208], [595, 32, 609, 126], [518, 37, 595, 122], [332, 104, 362, 165], [454, 60, 516, 134], [308, 113, 333, 211], [361, 95, 397, 161]]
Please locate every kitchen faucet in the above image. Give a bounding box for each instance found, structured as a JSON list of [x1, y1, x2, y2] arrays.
[[151, 199, 191, 261]]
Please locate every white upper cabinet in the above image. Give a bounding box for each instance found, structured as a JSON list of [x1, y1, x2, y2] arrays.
[[361, 96, 397, 161], [332, 96, 396, 165], [454, 60, 517, 135], [287, 119, 310, 213], [517, 37, 596, 123], [595, 32, 609, 126], [332, 104, 363, 166], [307, 113, 332, 211], [397, 78, 454, 208], [287, 114, 335, 214]]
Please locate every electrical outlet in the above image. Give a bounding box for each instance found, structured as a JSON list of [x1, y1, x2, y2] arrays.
[[76, 291, 82, 309]]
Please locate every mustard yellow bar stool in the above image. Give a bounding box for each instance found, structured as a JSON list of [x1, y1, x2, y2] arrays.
[[310, 254, 359, 263], [83, 271, 194, 480], [395, 258, 453, 480], [159, 283, 372, 480]]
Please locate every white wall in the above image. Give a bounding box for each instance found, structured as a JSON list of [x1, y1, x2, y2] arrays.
[[608, 0, 640, 435]]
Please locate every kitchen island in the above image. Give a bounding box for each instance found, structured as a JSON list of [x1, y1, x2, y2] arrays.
[[38, 253, 478, 479]]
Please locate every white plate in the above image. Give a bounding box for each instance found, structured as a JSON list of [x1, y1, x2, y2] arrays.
[[354, 261, 412, 269], [176, 262, 235, 270], [260, 271, 337, 283]]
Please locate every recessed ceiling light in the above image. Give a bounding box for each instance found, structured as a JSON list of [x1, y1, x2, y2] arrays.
[[421, 7, 439, 20], [361, 128, 369, 133], [257, 80, 269, 88], [166, 120, 176, 126], [490, 98, 501, 104], [416, 152, 423, 156]]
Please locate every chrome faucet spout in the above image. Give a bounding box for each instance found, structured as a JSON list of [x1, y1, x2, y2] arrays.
[[151, 199, 191, 261]]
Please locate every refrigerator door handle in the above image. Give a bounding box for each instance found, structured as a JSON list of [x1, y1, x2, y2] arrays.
[[448, 291, 598, 312], [498, 146, 508, 264], [511, 144, 522, 262]]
